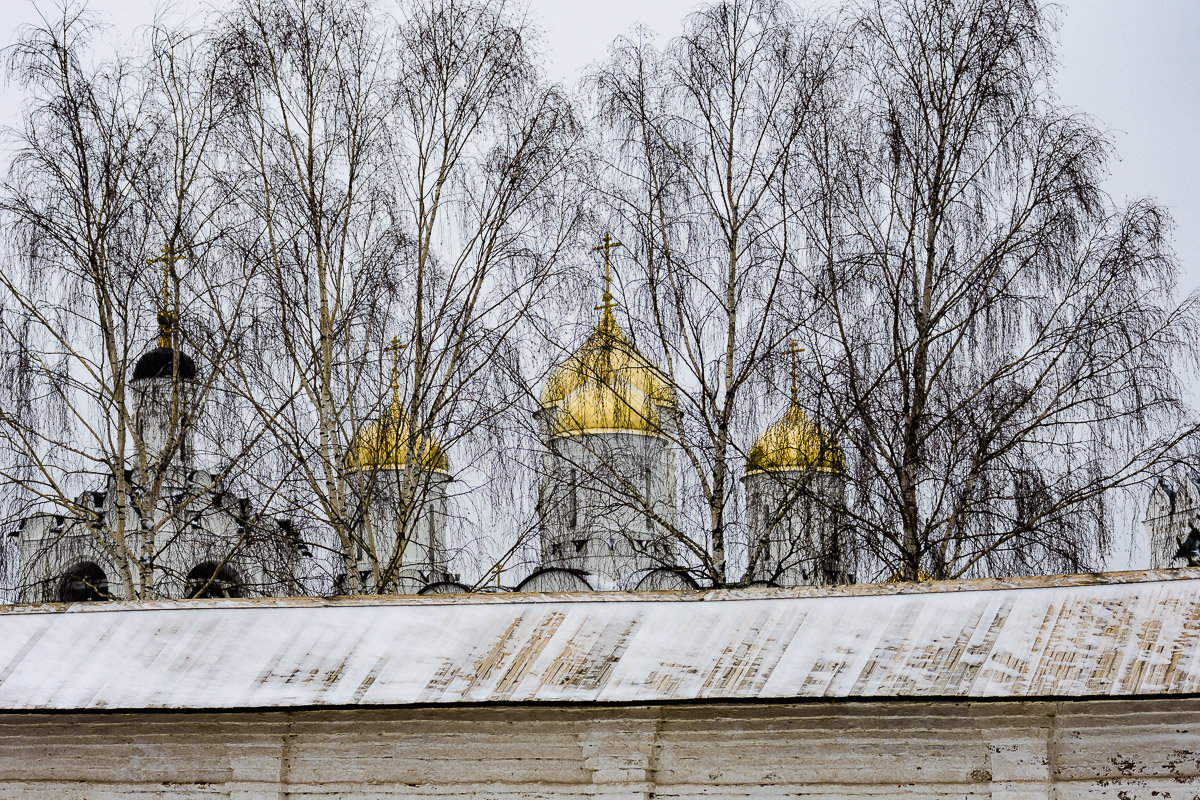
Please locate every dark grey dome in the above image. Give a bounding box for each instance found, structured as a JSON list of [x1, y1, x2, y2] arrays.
[[132, 347, 196, 381]]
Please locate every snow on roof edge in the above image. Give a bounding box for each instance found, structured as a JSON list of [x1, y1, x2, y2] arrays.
[[4, 568, 1200, 711]]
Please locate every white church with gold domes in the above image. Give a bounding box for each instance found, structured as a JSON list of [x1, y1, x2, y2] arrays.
[[9, 237, 850, 601], [531, 274, 683, 591], [336, 235, 844, 597], [309, 235, 851, 597]]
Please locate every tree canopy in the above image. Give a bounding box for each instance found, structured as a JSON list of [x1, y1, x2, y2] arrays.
[[0, 0, 1194, 596]]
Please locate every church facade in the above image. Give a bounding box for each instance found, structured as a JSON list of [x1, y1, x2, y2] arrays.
[[10, 241, 1187, 601], [13, 343, 303, 604]]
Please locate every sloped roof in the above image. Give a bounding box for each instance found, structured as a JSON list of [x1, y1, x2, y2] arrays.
[[2, 569, 1199, 711]]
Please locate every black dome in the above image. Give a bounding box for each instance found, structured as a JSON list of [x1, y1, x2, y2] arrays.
[[132, 347, 196, 381]]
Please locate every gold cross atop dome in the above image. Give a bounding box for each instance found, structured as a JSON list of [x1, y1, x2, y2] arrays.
[[785, 340, 805, 405], [347, 333, 447, 474], [592, 234, 623, 311], [146, 246, 186, 349], [384, 335, 407, 406]]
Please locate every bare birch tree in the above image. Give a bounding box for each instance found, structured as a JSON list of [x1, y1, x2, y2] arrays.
[[799, 0, 1199, 580], [386, 0, 584, 589], [588, 0, 841, 586], [0, 8, 297, 600], [3, 0, 1194, 599], [213, 0, 583, 593]]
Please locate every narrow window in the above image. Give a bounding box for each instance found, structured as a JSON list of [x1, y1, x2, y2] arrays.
[[568, 468, 578, 529], [644, 466, 653, 532]]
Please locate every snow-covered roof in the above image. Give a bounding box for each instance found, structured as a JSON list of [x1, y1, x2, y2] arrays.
[[2, 569, 1199, 711]]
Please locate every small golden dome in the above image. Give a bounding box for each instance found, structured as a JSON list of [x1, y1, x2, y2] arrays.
[[348, 400, 449, 473], [541, 308, 676, 410], [551, 376, 663, 438], [746, 402, 844, 474], [885, 570, 932, 583]]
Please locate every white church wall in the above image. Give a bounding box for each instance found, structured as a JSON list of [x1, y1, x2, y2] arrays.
[[744, 469, 846, 586], [0, 699, 1196, 798], [539, 428, 679, 587], [1145, 475, 1200, 569], [14, 481, 300, 601], [342, 466, 453, 593], [3, 572, 1200, 797]]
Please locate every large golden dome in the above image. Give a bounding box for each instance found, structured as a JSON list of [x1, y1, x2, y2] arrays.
[[746, 402, 844, 474], [551, 376, 662, 438], [347, 399, 449, 473], [541, 308, 676, 411]]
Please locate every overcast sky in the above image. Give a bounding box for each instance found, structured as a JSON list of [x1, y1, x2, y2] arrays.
[[4, 0, 1195, 283], [3, 0, 1198, 568], [3, 0, 1195, 295]]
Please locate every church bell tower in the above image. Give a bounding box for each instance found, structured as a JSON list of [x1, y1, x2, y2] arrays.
[[130, 247, 197, 481]]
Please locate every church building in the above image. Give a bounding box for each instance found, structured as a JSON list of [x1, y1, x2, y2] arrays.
[[12, 262, 302, 602], [11, 236, 855, 601]]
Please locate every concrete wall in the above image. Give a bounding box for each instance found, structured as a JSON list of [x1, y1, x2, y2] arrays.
[[1, 698, 1197, 799]]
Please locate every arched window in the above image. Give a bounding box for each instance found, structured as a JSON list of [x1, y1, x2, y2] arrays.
[[185, 562, 242, 599], [58, 562, 109, 602]]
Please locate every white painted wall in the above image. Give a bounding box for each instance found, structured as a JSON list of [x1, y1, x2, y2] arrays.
[[0, 698, 1194, 798]]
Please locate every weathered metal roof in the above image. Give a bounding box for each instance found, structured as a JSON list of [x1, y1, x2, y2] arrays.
[[2, 569, 1200, 711]]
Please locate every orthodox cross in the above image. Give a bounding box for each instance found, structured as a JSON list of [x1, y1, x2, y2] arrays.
[[384, 335, 407, 406], [592, 233, 622, 311], [146, 246, 186, 348], [786, 340, 805, 405]]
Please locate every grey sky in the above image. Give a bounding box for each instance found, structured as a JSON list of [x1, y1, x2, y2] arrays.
[[5, 0, 1195, 292], [3, 0, 1198, 569], [5, 0, 1195, 284]]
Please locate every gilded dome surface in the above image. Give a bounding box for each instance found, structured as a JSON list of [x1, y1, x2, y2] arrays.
[[551, 376, 662, 438], [746, 403, 844, 474], [541, 308, 677, 410], [348, 400, 449, 473]]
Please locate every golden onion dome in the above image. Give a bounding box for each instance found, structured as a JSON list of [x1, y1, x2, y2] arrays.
[[541, 308, 676, 410], [746, 402, 844, 475], [551, 376, 663, 438], [347, 399, 449, 474]]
